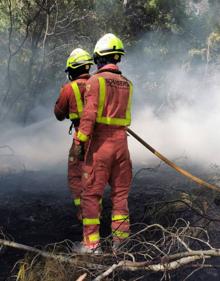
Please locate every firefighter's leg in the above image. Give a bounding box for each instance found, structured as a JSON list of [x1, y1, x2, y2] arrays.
[[68, 141, 83, 220], [110, 153, 132, 244], [81, 155, 110, 248]]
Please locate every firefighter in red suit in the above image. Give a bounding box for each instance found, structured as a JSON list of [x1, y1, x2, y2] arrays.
[[74, 34, 133, 253], [54, 48, 93, 220]]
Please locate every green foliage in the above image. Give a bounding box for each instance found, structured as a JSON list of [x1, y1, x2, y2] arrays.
[[0, 0, 219, 123]]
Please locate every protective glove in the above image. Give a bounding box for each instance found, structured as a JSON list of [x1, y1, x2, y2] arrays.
[[73, 142, 85, 161]]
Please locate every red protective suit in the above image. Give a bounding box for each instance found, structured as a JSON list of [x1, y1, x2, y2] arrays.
[[77, 64, 132, 247], [54, 74, 90, 216]]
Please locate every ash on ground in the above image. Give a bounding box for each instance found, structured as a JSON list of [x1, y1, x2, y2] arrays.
[[1, 164, 220, 280]]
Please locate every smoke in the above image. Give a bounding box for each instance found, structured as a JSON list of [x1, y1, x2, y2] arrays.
[[0, 113, 71, 173], [1, 2, 220, 173], [1, 61, 220, 173], [128, 69, 220, 167], [123, 29, 220, 168]]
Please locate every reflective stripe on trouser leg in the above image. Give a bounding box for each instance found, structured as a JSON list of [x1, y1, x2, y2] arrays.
[[84, 231, 100, 245], [82, 166, 108, 247], [82, 200, 103, 245], [112, 214, 130, 241], [81, 139, 110, 247], [73, 198, 80, 206], [112, 230, 129, 239], [112, 214, 129, 222], [71, 198, 82, 221], [83, 221, 100, 245], [83, 218, 100, 225]]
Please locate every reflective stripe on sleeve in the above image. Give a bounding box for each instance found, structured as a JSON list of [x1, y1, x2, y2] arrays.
[[83, 218, 100, 225], [69, 112, 80, 120], [77, 130, 89, 142]]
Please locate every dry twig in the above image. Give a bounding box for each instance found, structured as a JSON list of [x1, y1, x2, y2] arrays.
[[1, 220, 220, 280]]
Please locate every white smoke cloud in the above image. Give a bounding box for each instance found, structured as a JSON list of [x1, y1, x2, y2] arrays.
[[1, 64, 220, 173], [128, 66, 220, 168], [0, 117, 71, 173], [1, 28, 220, 173]]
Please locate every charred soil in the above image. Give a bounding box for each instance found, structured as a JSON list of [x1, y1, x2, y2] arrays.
[[1, 166, 220, 280]]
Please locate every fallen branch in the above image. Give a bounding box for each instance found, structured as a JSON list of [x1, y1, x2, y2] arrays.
[[0, 239, 105, 270], [2, 220, 220, 280], [1, 239, 220, 274], [93, 261, 124, 281], [76, 273, 87, 281], [93, 256, 209, 281]]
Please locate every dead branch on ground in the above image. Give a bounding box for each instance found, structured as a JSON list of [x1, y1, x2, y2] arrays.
[[1, 220, 220, 280]]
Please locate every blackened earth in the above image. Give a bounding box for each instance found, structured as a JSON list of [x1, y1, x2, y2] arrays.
[[1, 165, 220, 281]]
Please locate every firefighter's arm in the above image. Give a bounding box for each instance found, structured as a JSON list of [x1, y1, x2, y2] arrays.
[[77, 77, 99, 142], [54, 86, 69, 121]]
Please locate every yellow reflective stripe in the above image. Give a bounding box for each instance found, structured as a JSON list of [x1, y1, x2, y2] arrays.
[[97, 77, 106, 118], [96, 116, 130, 126], [70, 81, 83, 117], [88, 232, 100, 242], [112, 230, 129, 239], [99, 198, 102, 205], [69, 112, 80, 119], [83, 218, 100, 225], [112, 215, 129, 222], [77, 130, 89, 142], [96, 77, 132, 126], [74, 198, 80, 206], [125, 82, 133, 124]]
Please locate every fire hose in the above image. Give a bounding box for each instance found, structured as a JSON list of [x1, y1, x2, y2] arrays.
[[127, 128, 220, 192]]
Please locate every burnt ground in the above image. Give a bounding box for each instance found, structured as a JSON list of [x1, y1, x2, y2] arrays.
[[1, 165, 220, 280]]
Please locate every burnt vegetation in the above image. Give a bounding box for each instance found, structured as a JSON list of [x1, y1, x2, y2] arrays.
[[1, 165, 220, 280]]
